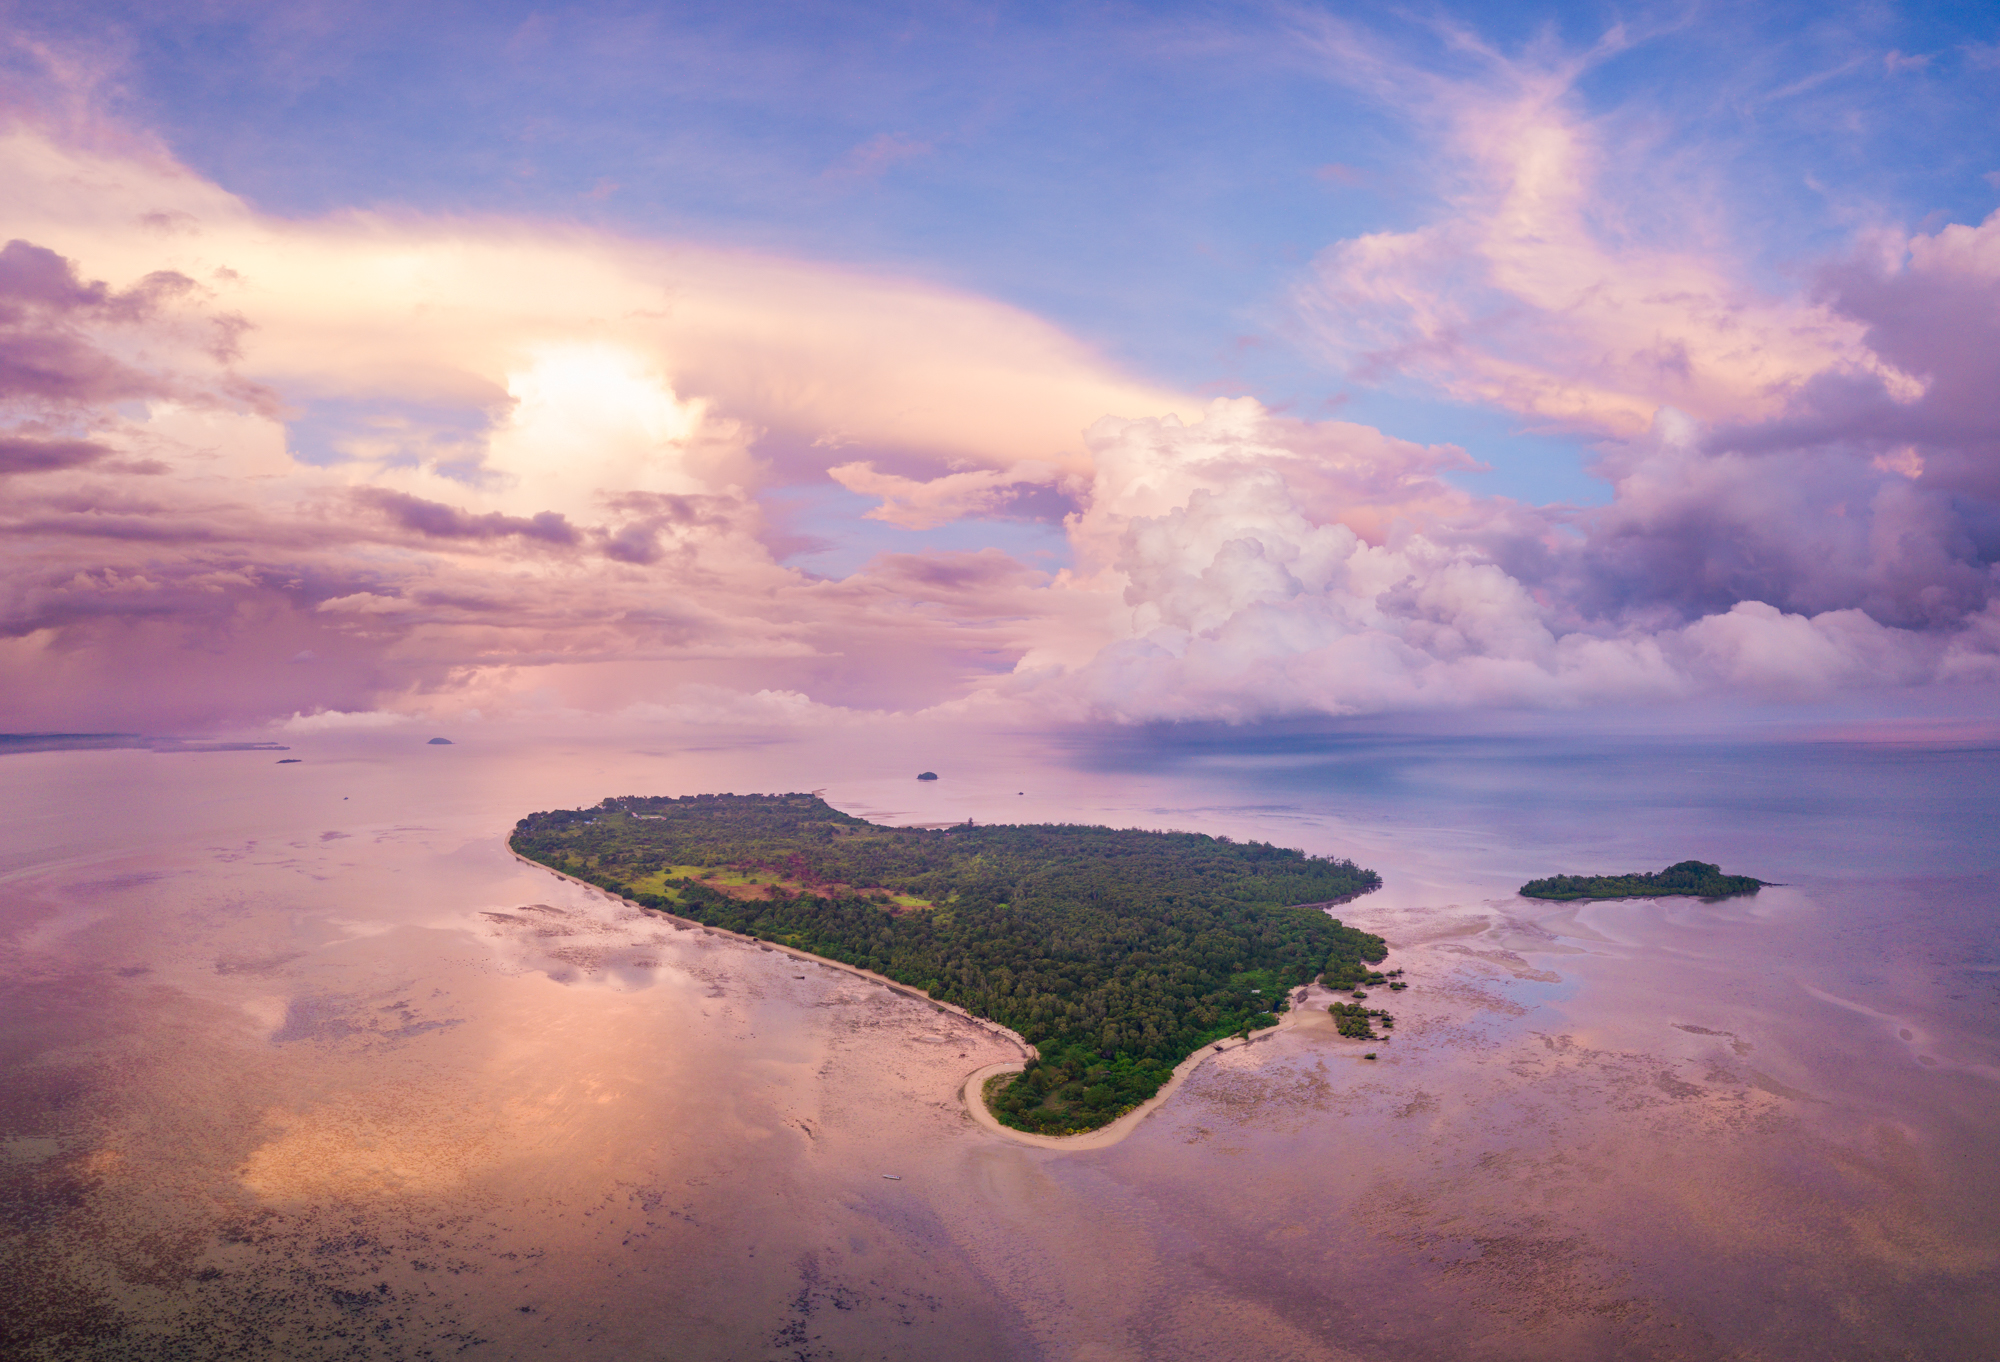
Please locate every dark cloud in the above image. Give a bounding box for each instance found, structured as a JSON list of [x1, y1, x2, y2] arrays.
[[1559, 221, 2000, 634], [0, 239, 195, 323], [0, 239, 266, 432], [0, 436, 109, 473], [594, 491, 741, 564], [0, 513, 219, 543], [0, 238, 116, 318], [1, 561, 258, 639], [353, 488, 579, 545], [0, 328, 172, 406], [600, 522, 662, 564]]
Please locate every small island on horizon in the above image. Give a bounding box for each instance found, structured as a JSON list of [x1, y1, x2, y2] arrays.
[[510, 793, 1385, 1135], [1519, 860, 1766, 901]]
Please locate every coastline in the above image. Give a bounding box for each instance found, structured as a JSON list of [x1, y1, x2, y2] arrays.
[[512, 848, 1369, 1153], [511, 849, 1036, 1050], [957, 980, 1372, 1151]]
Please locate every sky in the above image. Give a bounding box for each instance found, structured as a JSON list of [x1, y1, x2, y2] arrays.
[[1, 0, 1998, 734]]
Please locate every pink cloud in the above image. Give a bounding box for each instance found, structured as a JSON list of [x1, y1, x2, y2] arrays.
[[1288, 30, 1922, 439], [827, 459, 1069, 530], [0, 94, 1995, 735], [962, 396, 2000, 723], [0, 107, 1212, 727]]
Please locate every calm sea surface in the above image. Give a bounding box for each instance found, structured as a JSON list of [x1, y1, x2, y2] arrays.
[[3, 722, 1997, 1360]]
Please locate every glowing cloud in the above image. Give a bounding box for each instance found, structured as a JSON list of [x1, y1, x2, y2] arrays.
[[1, 38, 1996, 735]]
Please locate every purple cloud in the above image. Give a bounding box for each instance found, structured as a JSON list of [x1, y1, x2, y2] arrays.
[[0, 435, 109, 473], [352, 488, 580, 545]]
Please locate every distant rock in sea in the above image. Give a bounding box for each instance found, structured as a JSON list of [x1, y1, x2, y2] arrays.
[[427, 737, 454, 745], [917, 771, 938, 781], [277, 758, 301, 764]]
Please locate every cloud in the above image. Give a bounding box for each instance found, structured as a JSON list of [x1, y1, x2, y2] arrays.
[[352, 488, 579, 546], [0, 235, 256, 420], [0, 114, 1195, 730], [278, 708, 411, 731], [0, 434, 107, 472], [1788, 210, 2000, 501], [0, 122, 1188, 491], [315, 593, 415, 616], [1288, 26, 1923, 438], [827, 459, 1071, 530], [975, 397, 1999, 722], [0, 58, 1995, 736], [617, 686, 872, 728]]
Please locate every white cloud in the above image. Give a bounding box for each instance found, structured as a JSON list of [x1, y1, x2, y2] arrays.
[[278, 708, 412, 731], [976, 399, 1996, 722]]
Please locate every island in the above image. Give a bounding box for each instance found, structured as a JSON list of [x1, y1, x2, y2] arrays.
[[916, 771, 938, 781], [510, 793, 1385, 1134], [1518, 859, 1766, 901]]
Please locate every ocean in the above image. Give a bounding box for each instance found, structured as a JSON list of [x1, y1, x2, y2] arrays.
[[3, 720, 1996, 1360]]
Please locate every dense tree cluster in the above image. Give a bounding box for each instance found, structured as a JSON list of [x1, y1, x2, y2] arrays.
[[511, 793, 1384, 1133], [1327, 1002, 1393, 1040], [1519, 860, 1765, 901]]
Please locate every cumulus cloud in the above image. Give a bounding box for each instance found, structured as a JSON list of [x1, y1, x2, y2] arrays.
[[854, 20, 1973, 725], [1776, 210, 2000, 503], [979, 396, 1999, 722], [0, 68, 1995, 734]]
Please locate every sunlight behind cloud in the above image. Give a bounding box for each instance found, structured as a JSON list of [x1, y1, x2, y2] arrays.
[[481, 344, 715, 517], [1, 34, 1997, 732]]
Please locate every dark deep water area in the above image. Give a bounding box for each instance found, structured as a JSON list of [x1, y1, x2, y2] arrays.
[[2, 720, 1996, 1360]]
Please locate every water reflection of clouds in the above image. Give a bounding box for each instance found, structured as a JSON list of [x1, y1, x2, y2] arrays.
[[269, 991, 465, 1048], [3, 730, 1997, 1358]]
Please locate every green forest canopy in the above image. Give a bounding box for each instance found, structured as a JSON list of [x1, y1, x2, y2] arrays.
[[510, 793, 1384, 1134], [1519, 860, 1766, 901]]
